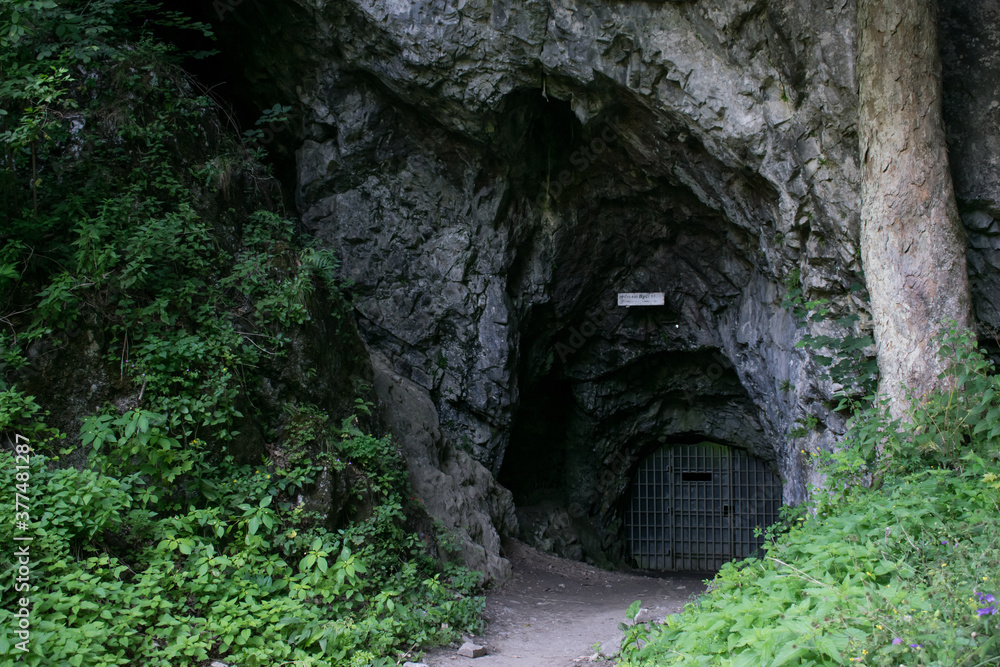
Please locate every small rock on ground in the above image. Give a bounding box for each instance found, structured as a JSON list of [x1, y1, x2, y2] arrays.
[[458, 641, 488, 658]]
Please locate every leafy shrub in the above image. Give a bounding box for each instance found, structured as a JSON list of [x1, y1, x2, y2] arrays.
[[0, 436, 483, 665], [782, 272, 878, 403], [620, 329, 1000, 666], [0, 2, 485, 664]]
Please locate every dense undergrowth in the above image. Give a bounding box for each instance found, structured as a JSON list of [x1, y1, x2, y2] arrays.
[[620, 328, 1000, 666], [0, 2, 483, 665]]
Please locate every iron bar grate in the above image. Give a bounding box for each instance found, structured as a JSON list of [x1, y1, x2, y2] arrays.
[[627, 442, 782, 571]]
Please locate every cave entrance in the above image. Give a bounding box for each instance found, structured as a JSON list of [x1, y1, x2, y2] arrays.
[[497, 373, 573, 506], [626, 442, 781, 571]]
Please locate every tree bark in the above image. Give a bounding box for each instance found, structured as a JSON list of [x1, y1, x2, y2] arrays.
[[858, 0, 973, 417]]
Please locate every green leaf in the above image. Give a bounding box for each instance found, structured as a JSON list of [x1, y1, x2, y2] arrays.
[[300, 554, 316, 572]]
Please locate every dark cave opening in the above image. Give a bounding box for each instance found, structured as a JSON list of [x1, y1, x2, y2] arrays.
[[497, 372, 574, 507], [492, 124, 785, 567], [158, 0, 305, 202], [498, 323, 785, 570], [496, 88, 583, 200]]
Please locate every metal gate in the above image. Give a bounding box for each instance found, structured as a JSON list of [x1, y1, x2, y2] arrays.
[[626, 442, 782, 571]]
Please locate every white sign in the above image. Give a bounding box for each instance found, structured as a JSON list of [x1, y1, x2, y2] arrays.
[[617, 292, 665, 307]]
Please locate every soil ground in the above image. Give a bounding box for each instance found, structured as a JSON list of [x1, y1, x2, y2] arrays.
[[417, 540, 709, 667]]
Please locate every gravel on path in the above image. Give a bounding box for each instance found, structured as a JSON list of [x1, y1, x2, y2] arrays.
[[417, 540, 709, 667]]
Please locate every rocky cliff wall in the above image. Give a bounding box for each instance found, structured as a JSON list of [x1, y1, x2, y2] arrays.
[[207, 0, 1000, 572], [941, 1, 1000, 340]]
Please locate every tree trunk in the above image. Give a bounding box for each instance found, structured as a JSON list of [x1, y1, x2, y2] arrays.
[[858, 0, 973, 417]]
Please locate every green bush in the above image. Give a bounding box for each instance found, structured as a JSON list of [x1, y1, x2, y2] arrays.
[[620, 329, 1000, 666], [0, 2, 485, 664], [0, 438, 482, 666]]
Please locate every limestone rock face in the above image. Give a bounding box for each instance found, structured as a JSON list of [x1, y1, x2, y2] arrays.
[[371, 351, 517, 582], [290, 0, 861, 479], [275, 0, 863, 565], [211, 0, 1000, 567], [941, 0, 1000, 335]]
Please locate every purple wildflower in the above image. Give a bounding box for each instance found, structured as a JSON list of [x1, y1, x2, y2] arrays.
[[910, 644, 922, 649], [892, 638, 903, 645], [978, 606, 997, 617], [979, 592, 996, 604]]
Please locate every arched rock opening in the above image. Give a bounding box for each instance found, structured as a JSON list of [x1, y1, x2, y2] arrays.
[[287, 39, 855, 577], [292, 78, 816, 575], [495, 93, 787, 567], [498, 338, 778, 568], [175, 0, 1000, 582]]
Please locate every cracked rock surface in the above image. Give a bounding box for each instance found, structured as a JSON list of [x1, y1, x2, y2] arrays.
[[213, 0, 1000, 572]]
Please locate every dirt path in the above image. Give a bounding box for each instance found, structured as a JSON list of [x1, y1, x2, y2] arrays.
[[418, 541, 708, 667]]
